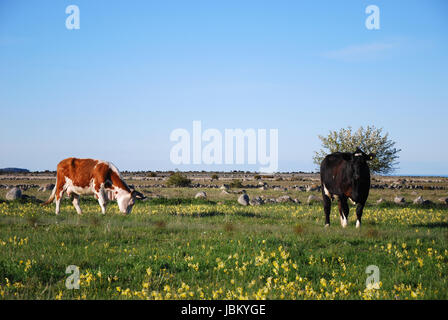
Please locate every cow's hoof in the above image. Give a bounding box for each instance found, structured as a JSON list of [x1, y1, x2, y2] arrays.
[[324, 224, 330, 228], [356, 220, 361, 228]]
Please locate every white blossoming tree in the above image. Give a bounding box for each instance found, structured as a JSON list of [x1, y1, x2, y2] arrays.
[[313, 126, 401, 174]]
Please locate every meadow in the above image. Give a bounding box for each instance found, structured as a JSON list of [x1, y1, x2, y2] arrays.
[[1, 178, 448, 300]]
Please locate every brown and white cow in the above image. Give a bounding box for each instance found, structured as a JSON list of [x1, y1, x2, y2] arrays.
[[43, 158, 145, 214]]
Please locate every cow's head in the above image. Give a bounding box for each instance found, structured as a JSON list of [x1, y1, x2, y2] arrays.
[[352, 148, 376, 180], [116, 189, 146, 214]]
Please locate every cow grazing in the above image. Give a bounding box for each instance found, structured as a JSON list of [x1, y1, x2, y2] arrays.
[[320, 148, 375, 228], [43, 158, 145, 214]]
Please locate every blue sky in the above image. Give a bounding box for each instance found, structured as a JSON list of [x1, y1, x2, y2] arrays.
[[0, 0, 447, 175]]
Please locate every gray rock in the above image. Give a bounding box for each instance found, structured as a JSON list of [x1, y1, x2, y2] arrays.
[[307, 195, 322, 204], [276, 195, 294, 203], [195, 191, 207, 199], [250, 196, 264, 206], [306, 184, 320, 192], [238, 194, 250, 206], [413, 196, 424, 205], [394, 196, 406, 204], [6, 187, 22, 200], [438, 197, 448, 204], [39, 183, 55, 192]]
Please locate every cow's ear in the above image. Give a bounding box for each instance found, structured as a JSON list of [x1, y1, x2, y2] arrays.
[[353, 147, 364, 157], [367, 153, 376, 161], [132, 190, 146, 200]]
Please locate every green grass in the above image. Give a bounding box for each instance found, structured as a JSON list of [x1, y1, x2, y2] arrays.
[[0, 197, 447, 300]]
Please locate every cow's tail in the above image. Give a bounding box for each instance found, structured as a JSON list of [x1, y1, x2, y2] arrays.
[[42, 184, 57, 206]]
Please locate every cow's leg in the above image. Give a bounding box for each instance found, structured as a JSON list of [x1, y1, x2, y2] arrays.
[[55, 189, 65, 215], [322, 191, 332, 227], [96, 189, 107, 214], [341, 196, 350, 228], [71, 194, 82, 215], [338, 196, 349, 228], [355, 202, 365, 228], [54, 175, 66, 215]]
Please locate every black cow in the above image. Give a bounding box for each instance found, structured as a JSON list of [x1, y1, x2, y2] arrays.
[[320, 148, 375, 228]]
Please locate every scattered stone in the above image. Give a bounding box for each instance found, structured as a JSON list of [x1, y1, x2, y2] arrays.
[[394, 196, 406, 204], [21, 194, 43, 204], [221, 190, 230, 195], [307, 194, 322, 204], [38, 183, 55, 192], [376, 198, 385, 204], [276, 195, 294, 203], [238, 193, 250, 206], [195, 191, 207, 199], [250, 196, 264, 206], [306, 184, 320, 192], [6, 187, 22, 200], [413, 196, 424, 205]]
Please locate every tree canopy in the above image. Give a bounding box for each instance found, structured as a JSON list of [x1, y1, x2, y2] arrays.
[[313, 126, 401, 174]]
